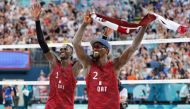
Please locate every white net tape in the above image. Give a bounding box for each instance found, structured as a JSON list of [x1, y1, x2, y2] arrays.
[[0, 79, 189, 85], [0, 38, 189, 49]]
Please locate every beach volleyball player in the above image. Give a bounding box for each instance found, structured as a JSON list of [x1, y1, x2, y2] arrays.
[[31, 4, 82, 109], [73, 11, 148, 109]]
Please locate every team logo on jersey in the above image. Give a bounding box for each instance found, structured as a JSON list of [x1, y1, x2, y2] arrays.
[[97, 81, 107, 93], [92, 71, 108, 92], [58, 80, 64, 90]]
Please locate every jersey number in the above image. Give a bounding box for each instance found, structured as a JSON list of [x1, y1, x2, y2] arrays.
[[93, 72, 98, 79]]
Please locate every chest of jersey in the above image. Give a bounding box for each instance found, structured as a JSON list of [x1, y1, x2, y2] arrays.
[[49, 63, 76, 92], [86, 62, 118, 93]]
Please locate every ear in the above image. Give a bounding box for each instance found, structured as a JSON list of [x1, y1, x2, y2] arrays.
[[106, 49, 109, 55]]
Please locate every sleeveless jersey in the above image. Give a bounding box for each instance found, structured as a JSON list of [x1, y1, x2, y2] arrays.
[[45, 62, 76, 109], [86, 61, 120, 109]]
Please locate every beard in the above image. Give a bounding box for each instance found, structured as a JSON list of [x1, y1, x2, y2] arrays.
[[92, 51, 100, 60], [60, 55, 69, 60]]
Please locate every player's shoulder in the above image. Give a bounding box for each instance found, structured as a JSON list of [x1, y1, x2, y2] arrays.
[[72, 59, 81, 66]]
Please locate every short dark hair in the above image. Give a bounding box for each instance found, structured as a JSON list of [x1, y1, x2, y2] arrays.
[[60, 44, 73, 54]]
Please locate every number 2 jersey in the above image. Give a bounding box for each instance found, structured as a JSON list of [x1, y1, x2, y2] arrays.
[[86, 61, 120, 109], [45, 62, 77, 109]]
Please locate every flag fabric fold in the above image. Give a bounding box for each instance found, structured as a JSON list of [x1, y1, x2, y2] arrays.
[[150, 12, 188, 34], [91, 12, 156, 34], [91, 12, 188, 35]]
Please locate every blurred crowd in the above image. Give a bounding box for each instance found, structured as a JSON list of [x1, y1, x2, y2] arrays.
[[117, 43, 190, 80], [0, 0, 190, 45]]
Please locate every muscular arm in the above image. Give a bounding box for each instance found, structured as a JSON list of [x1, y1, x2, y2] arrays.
[[114, 26, 147, 72], [35, 20, 57, 66], [72, 23, 91, 68], [72, 60, 83, 77]]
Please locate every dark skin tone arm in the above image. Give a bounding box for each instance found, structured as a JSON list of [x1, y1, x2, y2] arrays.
[[72, 11, 92, 69], [72, 61, 83, 77], [113, 26, 148, 73]]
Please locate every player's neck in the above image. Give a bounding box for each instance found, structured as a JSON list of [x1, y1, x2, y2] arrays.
[[96, 57, 108, 67], [61, 59, 71, 67]]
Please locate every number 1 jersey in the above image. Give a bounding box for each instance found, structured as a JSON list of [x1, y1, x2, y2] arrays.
[[45, 62, 76, 109]]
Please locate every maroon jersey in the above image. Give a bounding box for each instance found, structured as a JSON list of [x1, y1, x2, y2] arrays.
[[86, 61, 120, 109], [45, 62, 76, 109]]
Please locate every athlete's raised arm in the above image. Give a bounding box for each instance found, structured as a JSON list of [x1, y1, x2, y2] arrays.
[[72, 12, 92, 68], [113, 26, 148, 72], [32, 4, 57, 66]]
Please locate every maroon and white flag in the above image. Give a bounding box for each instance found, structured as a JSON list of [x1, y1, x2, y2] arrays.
[[91, 12, 188, 34], [150, 12, 188, 34]]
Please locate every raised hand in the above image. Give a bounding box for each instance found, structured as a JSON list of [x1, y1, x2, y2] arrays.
[[143, 4, 154, 16], [83, 11, 92, 25], [104, 27, 114, 37], [31, 4, 41, 20]]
